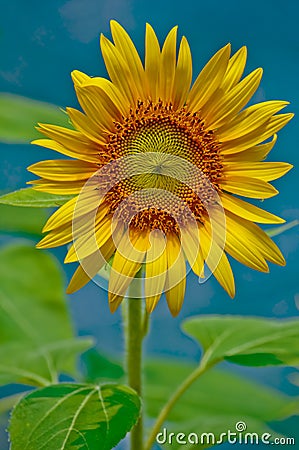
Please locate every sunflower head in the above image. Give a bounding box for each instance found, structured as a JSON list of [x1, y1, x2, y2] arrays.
[[28, 21, 293, 316]]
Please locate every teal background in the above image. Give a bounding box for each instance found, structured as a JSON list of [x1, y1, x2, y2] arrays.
[[0, 0, 298, 448]]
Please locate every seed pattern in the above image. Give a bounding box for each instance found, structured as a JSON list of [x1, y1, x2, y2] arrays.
[[103, 99, 223, 234]]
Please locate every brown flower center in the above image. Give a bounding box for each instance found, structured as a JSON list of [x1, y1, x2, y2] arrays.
[[103, 100, 223, 234]]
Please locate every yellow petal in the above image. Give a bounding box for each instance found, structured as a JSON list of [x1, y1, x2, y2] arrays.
[[42, 210, 104, 250], [37, 223, 73, 248], [108, 230, 149, 308], [158, 26, 178, 102], [65, 214, 114, 263], [221, 218, 269, 272], [100, 34, 137, 105], [226, 212, 285, 266], [205, 68, 263, 129], [145, 230, 167, 313], [43, 196, 78, 232], [81, 77, 128, 116], [110, 20, 146, 99], [28, 159, 98, 182], [36, 123, 99, 145], [223, 161, 293, 182], [224, 134, 277, 162], [66, 107, 108, 142], [72, 69, 127, 117], [71, 70, 91, 85], [172, 36, 192, 109], [200, 225, 235, 297], [31, 138, 100, 164], [66, 237, 116, 294], [35, 122, 104, 156], [165, 233, 186, 316], [220, 192, 284, 224], [187, 44, 231, 112], [74, 84, 124, 131], [204, 47, 247, 110], [219, 176, 278, 199], [220, 46, 247, 92], [181, 224, 204, 276], [221, 113, 294, 154], [43, 191, 103, 232], [66, 265, 91, 294], [29, 179, 85, 194], [217, 101, 289, 141], [145, 23, 161, 102]]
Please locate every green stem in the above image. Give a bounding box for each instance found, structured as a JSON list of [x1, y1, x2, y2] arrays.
[[144, 361, 209, 450], [126, 275, 144, 450], [142, 309, 150, 338]]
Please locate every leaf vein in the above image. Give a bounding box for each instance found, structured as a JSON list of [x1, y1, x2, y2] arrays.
[[24, 386, 91, 450], [59, 388, 97, 450], [97, 385, 109, 449]]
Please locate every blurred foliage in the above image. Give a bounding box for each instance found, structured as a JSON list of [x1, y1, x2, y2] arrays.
[[0, 394, 25, 417], [183, 315, 299, 368], [0, 204, 46, 235], [0, 93, 71, 144], [9, 383, 141, 450], [144, 359, 297, 449], [267, 219, 299, 237], [0, 242, 141, 449], [81, 348, 125, 383], [288, 371, 299, 388], [0, 244, 92, 385]]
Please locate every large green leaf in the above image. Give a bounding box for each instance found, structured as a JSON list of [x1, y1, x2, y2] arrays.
[[0, 204, 47, 235], [183, 315, 299, 368], [0, 244, 92, 385], [0, 93, 71, 144], [9, 383, 141, 450], [0, 188, 74, 207], [144, 360, 297, 449]]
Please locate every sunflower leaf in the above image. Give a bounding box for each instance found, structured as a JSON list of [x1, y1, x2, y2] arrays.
[[0, 188, 74, 207], [183, 315, 299, 368], [145, 359, 297, 449], [9, 383, 141, 450], [0, 244, 92, 385], [0, 93, 71, 144]]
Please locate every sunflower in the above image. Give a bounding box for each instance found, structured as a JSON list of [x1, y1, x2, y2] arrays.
[[28, 21, 293, 316]]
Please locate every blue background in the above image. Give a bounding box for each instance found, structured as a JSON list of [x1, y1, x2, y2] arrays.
[[0, 0, 298, 448]]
